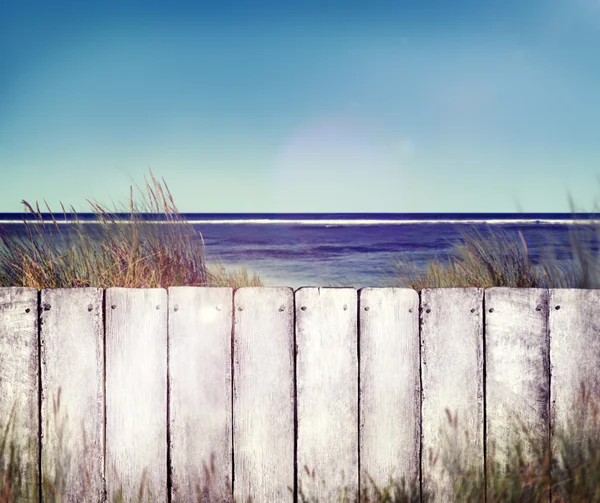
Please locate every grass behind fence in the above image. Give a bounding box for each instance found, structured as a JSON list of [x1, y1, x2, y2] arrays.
[[0, 172, 261, 289], [387, 210, 600, 291], [2, 171, 600, 291]]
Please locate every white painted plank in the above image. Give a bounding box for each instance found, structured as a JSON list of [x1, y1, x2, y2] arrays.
[[40, 288, 104, 502], [296, 287, 358, 502], [359, 288, 420, 494], [549, 289, 600, 499], [232, 287, 294, 503], [485, 288, 549, 490], [0, 287, 39, 502], [421, 288, 484, 502], [105, 288, 167, 503], [169, 287, 233, 502]]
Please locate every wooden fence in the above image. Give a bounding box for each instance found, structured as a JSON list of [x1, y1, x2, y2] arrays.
[[0, 287, 598, 502]]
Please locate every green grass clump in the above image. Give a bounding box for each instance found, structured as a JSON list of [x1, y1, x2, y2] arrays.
[[0, 171, 262, 289]]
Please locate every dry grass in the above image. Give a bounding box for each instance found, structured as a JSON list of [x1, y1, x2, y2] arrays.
[[3, 384, 600, 502], [389, 211, 600, 291], [0, 171, 262, 289]]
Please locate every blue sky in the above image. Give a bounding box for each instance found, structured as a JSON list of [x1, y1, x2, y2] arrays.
[[1, 0, 600, 212]]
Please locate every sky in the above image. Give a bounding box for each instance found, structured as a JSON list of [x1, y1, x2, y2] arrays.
[[1, 0, 600, 213]]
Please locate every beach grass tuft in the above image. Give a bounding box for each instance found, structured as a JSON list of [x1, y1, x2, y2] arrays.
[[389, 202, 600, 291], [0, 171, 262, 289]]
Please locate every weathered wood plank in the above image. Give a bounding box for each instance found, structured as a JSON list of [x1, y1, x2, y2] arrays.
[[549, 289, 600, 500], [169, 287, 233, 502], [105, 288, 167, 503], [421, 288, 484, 502], [359, 288, 420, 495], [485, 288, 549, 494], [40, 288, 104, 502], [233, 287, 294, 503], [0, 287, 39, 502], [296, 287, 358, 501]]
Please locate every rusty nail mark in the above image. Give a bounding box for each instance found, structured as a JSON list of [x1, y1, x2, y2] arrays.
[[301, 306, 307, 311]]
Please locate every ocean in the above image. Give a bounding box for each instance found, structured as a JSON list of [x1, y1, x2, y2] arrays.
[[2, 212, 600, 288]]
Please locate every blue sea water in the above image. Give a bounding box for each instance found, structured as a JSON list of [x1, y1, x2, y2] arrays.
[[2, 212, 600, 288]]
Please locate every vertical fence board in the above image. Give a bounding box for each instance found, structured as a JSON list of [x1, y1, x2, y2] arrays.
[[485, 288, 549, 494], [296, 287, 358, 501], [233, 287, 294, 502], [105, 288, 167, 503], [421, 288, 484, 502], [359, 288, 420, 494], [169, 287, 233, 502], [40, 288, 104, 502], [550, 289, 600, 500], [0, 288, 39, 502]]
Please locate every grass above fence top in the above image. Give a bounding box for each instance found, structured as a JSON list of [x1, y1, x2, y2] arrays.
[[2, 171, 600, 291], [0, 172, 262, 289]]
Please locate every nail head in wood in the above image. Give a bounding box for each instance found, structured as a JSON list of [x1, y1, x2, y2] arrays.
[[111, 304, 117, 310], [87, 304, 93, 312], [279, 305, 285, 312], [489, 308, 494, 313], [364, 306, 370, 311], [536, 305, 542, 311], [301, 306, 307, 311], [173, 305, 179, 312], [555, 305, 560, 310], [25, 308, 30, 313], [426, 308, 431, 313], [216, 304, 222, 311], [238, 306, 243, 311], [470, 308, 475, 313]]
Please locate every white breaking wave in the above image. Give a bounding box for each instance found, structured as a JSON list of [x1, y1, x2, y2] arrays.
[[1, 218, 600, 225]]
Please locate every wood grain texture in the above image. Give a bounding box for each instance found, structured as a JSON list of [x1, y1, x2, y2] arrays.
[[0, 288, 39, 502], [233, 287, 294, 503], [485, 288, 549, 490], [296, 287, 358, 502], [168, 287, 233, 503], [549, 289, 600, 500], [105, 288, 167, 503], [359, 288, 420, 493], [40, 288, 104, 502], [420, 288, 484, 502]]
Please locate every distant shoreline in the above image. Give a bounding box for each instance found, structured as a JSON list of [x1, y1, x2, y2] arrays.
[[2, 218, 600, 225]]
